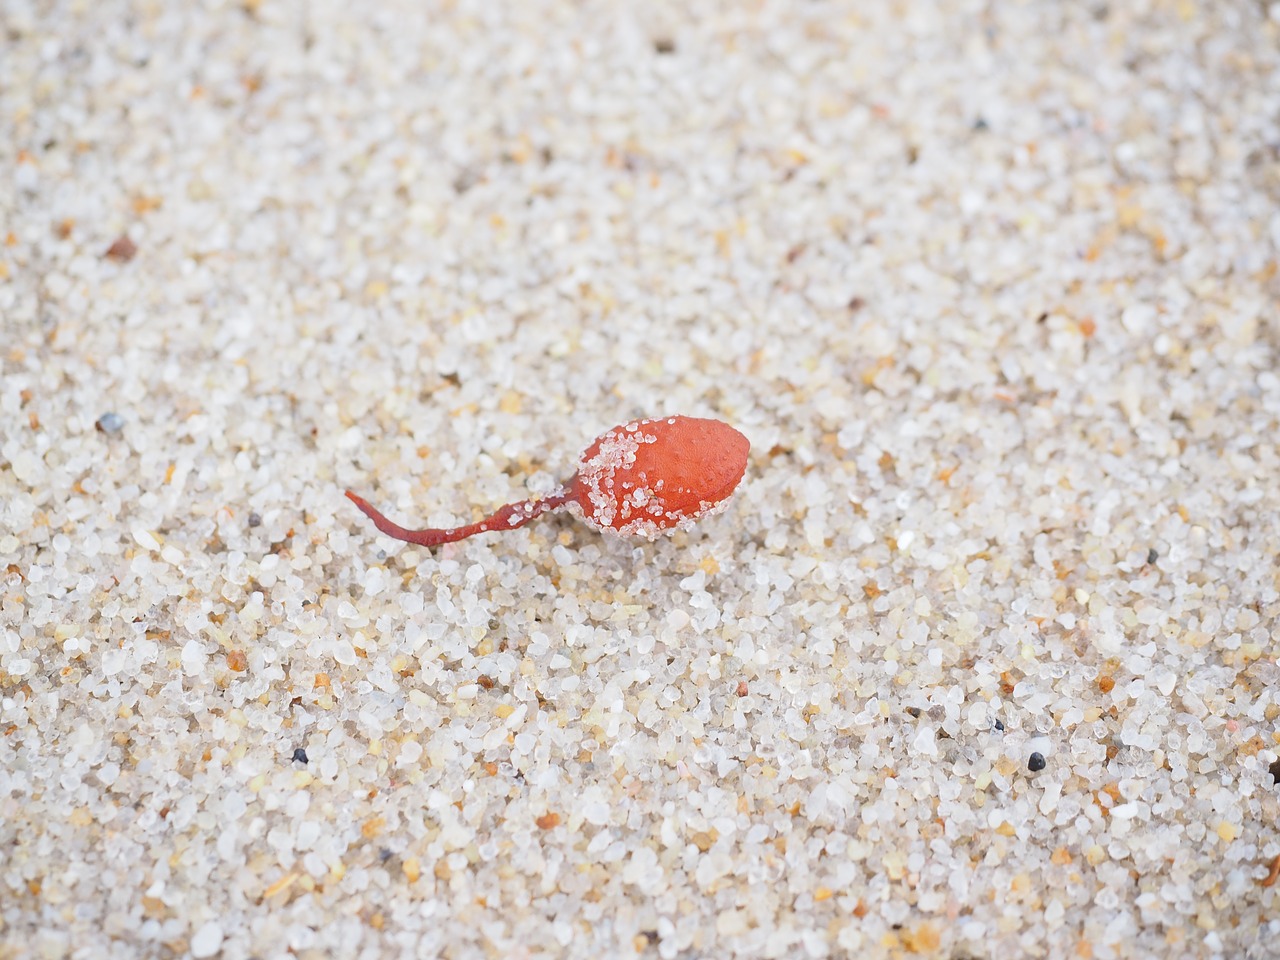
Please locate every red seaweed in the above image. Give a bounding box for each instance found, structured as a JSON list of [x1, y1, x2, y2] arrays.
[[346, 415, 750, 547]]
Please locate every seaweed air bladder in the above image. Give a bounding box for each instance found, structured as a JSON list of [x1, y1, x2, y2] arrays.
[[346, 415, 750, 547]]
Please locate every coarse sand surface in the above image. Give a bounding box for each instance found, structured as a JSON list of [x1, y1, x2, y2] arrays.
[[3, 2, 1280, 958]]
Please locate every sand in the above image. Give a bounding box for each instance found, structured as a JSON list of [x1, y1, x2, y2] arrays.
[[2, 1, 1279, 957]]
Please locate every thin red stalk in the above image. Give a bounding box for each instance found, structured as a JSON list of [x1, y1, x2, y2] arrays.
[[343, 489, 572, 547]]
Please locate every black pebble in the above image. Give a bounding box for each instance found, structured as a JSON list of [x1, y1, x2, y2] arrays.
[[994, 719, 1005, 732], [1147, 548, 1159, 565], [248, 512, 262, 528], [1027, 752, 1046, 772], [1270, 758, 1280, 786], [906, 706, 922, 718], [291, 747, 308, 764]]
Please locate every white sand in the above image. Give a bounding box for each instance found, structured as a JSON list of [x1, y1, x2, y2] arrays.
[[2, 1, 1279, 957]]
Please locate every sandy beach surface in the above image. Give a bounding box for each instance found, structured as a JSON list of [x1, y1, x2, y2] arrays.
[[3, 1, 1279, 957]]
